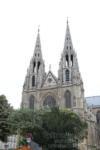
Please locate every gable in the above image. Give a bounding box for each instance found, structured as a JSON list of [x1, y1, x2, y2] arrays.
[[43, 71, 57, 87]]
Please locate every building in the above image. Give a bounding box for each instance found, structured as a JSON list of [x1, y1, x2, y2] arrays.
[[21, 20, 100, 150], [0, 135, 17, 150], [86, 96, 100, 148]]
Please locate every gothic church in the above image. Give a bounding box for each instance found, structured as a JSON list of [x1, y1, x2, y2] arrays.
[[21, 21, 99, 150]]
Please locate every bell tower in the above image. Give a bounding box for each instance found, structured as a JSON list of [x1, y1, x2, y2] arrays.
[[58, 20, 82, 85], [23, 28, 45, 90]]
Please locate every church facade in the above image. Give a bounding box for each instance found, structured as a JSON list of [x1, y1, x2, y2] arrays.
[[21, 21, 99, 150]]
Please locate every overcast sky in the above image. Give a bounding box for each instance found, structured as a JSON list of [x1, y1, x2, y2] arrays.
[[0, 0, 100, 108]]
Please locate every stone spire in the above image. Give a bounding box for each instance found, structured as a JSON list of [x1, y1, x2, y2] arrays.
[[33, 27, 42, 58], [64, 19, 73, 52], [58, 20, 82, 85], [23, 28, 45, 90]]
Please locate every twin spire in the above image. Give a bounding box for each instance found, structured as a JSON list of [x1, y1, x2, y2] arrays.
[[34, 19, 73, 56], [24, 20, 80, 89], [33, 19, 74, 67]]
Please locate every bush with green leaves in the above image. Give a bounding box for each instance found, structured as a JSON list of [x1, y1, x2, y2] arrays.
[[0, 95, 13, 142], [9, 107, 87, 150]]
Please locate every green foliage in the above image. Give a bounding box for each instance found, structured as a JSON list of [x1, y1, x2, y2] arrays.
[[18, 138, 28, 146], [32, 107, 87, 149], [44, 107, 87, 138], [0, 95, 13, 142], [9, 107, 87, 150], [91, 147, 100, 150], [8, 108, 41, 136]]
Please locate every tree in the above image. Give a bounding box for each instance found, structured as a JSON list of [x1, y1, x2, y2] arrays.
[[33, 107, 87, 150], [0, 95, 13, 142], [8, 108, 41, 136], [9, 107, 87, 150]]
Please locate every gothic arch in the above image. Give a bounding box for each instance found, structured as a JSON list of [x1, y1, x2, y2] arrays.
[[64, 90, 71, 108], [32, 75, 35, 87], [65, 69, 69, 81], [71, 54, 73, 66], [43, 95, 56, 108], [33, 61, 36, 72], [29, 95, 35, 109], [65, 54, 69, 67]]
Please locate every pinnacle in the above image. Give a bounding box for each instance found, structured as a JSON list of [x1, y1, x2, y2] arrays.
[[64, 19, 73, 51], [38, 25, 40, 33], [33, 27, 42, 58]]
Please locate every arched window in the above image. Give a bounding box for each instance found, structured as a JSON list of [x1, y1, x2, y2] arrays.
[[37, 61, 40, 72], [32, 76, 35, 87], [29, 95, 34, 109], [71, 54, 73, 66], [65, 54, 69, 67], [65, 69, 69, 81], [33, 61, 36, 73], [64, 90, 71, 108], [96, 111, 100, 124], [43, 95, 56, 107]]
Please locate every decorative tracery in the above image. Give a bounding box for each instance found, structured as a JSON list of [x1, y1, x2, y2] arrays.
[[43, 95, 56, 107], [65, 69, 69, 81], [29, 95, 34, 109], [32, 76, 35, 87], [64, 90, 71, 108]]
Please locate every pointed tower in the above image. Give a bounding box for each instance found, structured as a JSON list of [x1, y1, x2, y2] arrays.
[[58, 20, 85, 117], [23, 28, 45, 90], [58, 20, 82, 85], [22, 28, 45, 109]]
